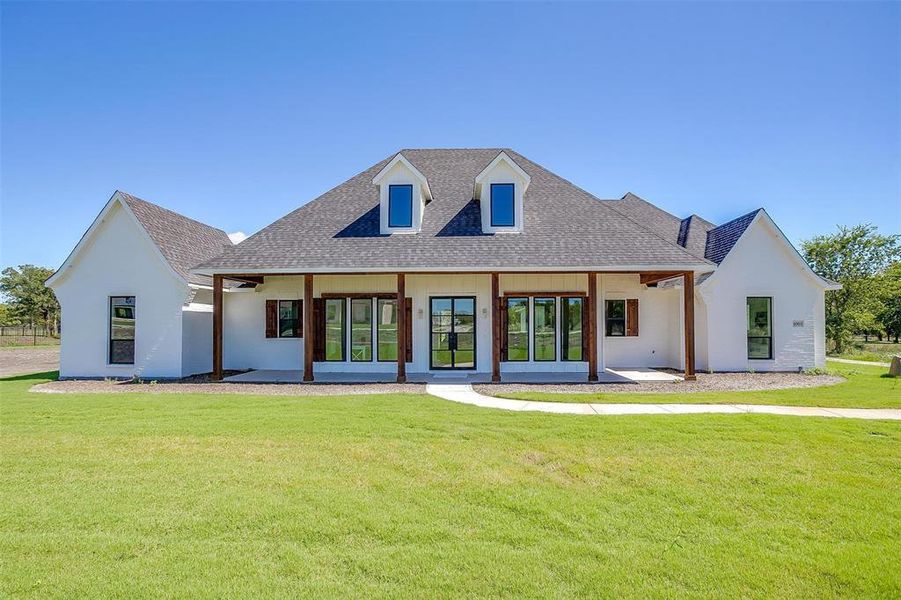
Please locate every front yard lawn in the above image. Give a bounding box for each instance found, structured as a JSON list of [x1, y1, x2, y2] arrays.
[[2, 371, 900, 597], [496, 361, 900, 408]]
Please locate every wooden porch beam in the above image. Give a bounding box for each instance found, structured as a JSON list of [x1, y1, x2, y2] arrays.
[[397, 274, 406, 383], [640, 271, 683, 285], [683, 271, 696, 381], [587, 272, 598, 381], [491, 272, 500, 383], [303, 274, 314, 382], [224, 275, 264, 285], [212, 274, 223, 381]]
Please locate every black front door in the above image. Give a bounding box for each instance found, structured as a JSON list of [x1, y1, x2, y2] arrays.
[[430, 297, 476, 369]]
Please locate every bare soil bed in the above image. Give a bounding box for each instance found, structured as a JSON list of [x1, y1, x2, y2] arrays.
[[475, 371, 845, 396]]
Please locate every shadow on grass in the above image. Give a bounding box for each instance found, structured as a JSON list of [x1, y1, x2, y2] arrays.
[[0, 370, 59, 382]]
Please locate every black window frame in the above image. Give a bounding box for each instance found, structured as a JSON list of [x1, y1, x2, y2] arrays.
[[350, 297, 374, 362], [387, 184, 414, 228], [505, 297, 530, 362], [605, 299, 626, 337], [376, 298, 399, 362], [277, 299, 301, 338], [324, 298, 347, 362], [489, 183, 516, 227], [747, 296, 774, 360], [109, 295, 136, 365], [532, 296, 557, 362], [561, 296, 584, 362]]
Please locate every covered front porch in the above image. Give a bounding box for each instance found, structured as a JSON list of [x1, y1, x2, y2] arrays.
[[210, 270, 699, 384], [221, 367, 684, 384]]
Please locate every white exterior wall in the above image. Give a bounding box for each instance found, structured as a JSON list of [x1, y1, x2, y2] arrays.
[[182, 308, 213, 377], [52, 203, 191, 379], [223, 277, 304, 371], [700, 219, 826, 371], [600, 274, 683, 369]]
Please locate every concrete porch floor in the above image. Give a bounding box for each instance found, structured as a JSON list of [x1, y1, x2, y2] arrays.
[[221, 368, 681, 384]]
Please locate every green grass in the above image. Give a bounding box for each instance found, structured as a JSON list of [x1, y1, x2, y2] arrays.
[[495, 361, 901, 409], [2, 372, 900, 597], [829, 341, 901, 363]]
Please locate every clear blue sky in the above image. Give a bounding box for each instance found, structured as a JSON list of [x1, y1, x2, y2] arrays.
[[2, 1, 899, 271]]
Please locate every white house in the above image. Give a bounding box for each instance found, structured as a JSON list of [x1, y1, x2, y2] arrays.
[[48, 149, 839, 382], [46, 192, 234, 379]]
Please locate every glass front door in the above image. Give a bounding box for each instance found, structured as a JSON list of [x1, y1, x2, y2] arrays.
[[430, 297, 476, 369]]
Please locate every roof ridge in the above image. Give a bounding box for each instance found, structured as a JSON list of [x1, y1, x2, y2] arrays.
[[710, 208, 763, 232], [504, 154, 713, 265], [117, 190, 229, 236]]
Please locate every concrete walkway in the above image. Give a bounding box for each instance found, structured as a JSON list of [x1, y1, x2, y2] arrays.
[[425, 383, 901, 420], [828, 357, 892, 367]]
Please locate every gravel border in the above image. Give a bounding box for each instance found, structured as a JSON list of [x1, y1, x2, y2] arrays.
[[31, 380, 427, 396], [474, 372, 845, 396]]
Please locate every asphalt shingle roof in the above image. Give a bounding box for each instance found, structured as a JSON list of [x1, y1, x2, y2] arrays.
[[119, 192, 233, 286], [704, 209, 762, 264], [195, 149, 715, 273]]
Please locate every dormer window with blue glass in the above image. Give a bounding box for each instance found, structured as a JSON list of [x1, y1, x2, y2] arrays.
[[388, 184, 413, 228], [490, 183, 515, 227]]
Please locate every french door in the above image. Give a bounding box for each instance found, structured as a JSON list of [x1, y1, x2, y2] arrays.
[[430, 297, 476, 369]]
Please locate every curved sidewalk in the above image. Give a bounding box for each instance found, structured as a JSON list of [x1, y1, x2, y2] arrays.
[[425, 383, 901, 420]]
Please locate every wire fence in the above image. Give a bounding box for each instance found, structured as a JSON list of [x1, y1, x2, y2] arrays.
[[0, 325, 60, 346]]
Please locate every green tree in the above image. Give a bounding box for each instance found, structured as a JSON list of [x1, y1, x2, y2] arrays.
[[801, 225, 900, 353], [0, 265, 60, 335], [876, 262, 901, 343]]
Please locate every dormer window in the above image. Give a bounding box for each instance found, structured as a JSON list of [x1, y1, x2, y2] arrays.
[[372, 153, 432, 234], [388, 185, 413, 228], [474, 151, 531, 234], [490, 183, 515, 227]]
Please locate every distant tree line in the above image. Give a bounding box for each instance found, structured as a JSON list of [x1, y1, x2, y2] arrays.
[[0, 265, 60, 335], [802, 224, 900, 352]]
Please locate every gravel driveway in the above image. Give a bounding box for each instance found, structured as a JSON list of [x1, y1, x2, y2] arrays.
[[0, 346, 60, 378]]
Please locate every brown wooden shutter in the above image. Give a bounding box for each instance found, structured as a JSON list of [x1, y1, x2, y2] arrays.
[[265, 300, 278, 338], [581, 297, 590, 358], [404, 297, 413, 363], [313, 298, 325, 361], [499, 297, 508, 361], [293, 300, 303, 338], [626, 299, 639, 337]]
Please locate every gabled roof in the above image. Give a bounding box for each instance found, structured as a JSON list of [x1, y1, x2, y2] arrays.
[[371, 153, 433, 201], [47, 191, 232, 288], [118, 192, 233, 286], [195, 149, 714, 274], [704, 209, 762, 264]]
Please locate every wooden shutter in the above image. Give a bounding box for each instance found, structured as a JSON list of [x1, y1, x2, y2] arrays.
[[499, 297, 508, 361], [404, 297, 413, 363], [293, 300, 303, 338], [313, 298, 325, 361], [265, 300, 278, 338], [626, 299, 639, 337], [581, 297, 590, 358]]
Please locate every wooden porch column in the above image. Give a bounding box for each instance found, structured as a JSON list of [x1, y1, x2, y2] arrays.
[[491, 272, 500, 382], [587, 272, 598, 381], [397, 274, 406, 383], [212, 274, 223, 381], [303, 274, 314, 382], [683, 271, 696, 381]]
